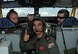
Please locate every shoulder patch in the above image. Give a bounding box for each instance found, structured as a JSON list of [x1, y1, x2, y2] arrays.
[[38, 45, 45, 51], [48, 43, 55, 48], [45, 36, 50, 40]]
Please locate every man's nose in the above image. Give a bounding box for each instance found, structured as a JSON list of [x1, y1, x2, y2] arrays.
[[35, 26, 38, 29]]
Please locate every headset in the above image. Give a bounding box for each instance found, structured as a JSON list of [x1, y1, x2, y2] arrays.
[[6, 9, 18, 19], [58, 9, 69, 18]]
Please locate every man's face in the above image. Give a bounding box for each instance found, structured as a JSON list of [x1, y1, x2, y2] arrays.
[[57, 13, 65, 23], [9, 13, 18, 24], [27, 15, 34, 21], [33, 20, 43, 35]]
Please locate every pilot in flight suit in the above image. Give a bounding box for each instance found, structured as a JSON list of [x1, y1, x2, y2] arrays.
[[19, 18, 60, 54]]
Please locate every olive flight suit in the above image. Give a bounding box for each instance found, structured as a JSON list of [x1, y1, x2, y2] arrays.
[[19, 33, 60, 54]]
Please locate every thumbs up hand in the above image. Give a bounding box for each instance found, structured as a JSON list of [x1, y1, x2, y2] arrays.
[[23, 29, 30, 41]]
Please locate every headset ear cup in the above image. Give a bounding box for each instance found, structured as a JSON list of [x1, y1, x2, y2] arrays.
[[43, 24, 46, 31], [64, 10, 69, 17], [42, 19, 46, 31]]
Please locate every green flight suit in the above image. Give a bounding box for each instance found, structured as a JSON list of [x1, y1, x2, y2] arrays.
[[36, 33, 60, 54], [19, 33, 60, 54]]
